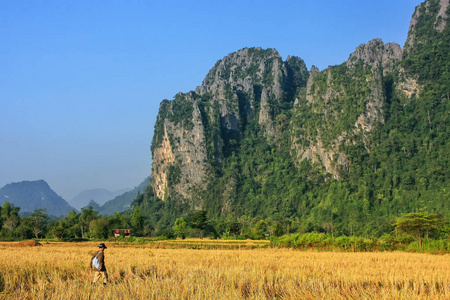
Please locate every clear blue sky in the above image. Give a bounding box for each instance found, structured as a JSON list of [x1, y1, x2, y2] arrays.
[[0, 0, 423, 201]]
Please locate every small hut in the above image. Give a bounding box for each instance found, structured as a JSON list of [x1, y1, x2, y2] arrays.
[[112, 229, 132, 238]]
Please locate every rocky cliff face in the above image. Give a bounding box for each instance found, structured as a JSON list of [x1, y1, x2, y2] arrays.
[[399, 0, 450, 101], [151, 92, 208, 202], [150, 0, 447, 205], [348, 39, 402, 133], [405, 0, 449, 51], [151, 48, 308, 201], [290, 38, 404, 179], [196, 48, 307, 138]]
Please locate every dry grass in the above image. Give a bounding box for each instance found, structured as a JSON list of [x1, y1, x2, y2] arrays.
[[0, 241, 448, 299], [148, 238, 270, 250], [10, 240, 43, 247]]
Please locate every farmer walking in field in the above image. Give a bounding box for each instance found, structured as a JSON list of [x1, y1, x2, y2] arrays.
[[90, 243, 108, 285]]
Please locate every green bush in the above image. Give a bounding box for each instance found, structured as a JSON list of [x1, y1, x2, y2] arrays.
[[271, 232, 449, 253]]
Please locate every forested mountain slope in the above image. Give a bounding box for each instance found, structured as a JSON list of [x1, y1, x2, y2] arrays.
[[136, 0, 449, 236], [97, 177, 149, 216], [0, 180, 74, 217]]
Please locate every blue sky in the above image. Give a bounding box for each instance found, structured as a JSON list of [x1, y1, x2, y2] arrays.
[[0, 0, 423, 201]]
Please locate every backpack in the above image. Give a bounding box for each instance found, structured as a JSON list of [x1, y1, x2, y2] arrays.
[[92, 253, 102, 271]]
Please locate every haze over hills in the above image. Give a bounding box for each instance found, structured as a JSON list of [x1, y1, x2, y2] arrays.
[[0, 178, 149, 217], [69, 188, 131, 211], [96, 177, 150, 216], [0, 180, 74, 217], [133, 0, 450, 236]]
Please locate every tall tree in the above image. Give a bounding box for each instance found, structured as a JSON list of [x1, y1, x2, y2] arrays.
[[90, 217, 109, 239], [188, 210, 208, 238], [131, 207, 144, 235], [173, 217, 188, 239], [394, 213, 443, 249], [79, 206, 98, 238], [29, 208, 49, 239]]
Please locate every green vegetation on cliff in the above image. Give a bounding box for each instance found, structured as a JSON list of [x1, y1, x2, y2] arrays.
[[140, 0, 449, 238]]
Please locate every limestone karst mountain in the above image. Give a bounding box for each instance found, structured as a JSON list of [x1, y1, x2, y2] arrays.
[[140, 0, 449, 235]]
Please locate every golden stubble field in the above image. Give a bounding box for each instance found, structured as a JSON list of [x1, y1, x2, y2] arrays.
[[0, 241, 449, 299]]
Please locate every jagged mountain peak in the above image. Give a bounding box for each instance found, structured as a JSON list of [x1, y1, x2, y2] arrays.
[[151, 47, 309, 201], [347, 38, 403, 76], [198, 47, 288, 103], [405, 0, 449, 52]]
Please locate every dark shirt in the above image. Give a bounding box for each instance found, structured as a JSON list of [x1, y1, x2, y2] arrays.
[[90, 249, 107, 271]]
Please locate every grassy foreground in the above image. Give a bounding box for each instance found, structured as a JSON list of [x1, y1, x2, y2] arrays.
[[0, 241, 449, 299]]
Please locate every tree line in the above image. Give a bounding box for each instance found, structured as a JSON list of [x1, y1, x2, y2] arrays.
[[1, 200, 448, 252]]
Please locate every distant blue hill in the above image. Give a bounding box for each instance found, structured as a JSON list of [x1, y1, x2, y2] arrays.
[[82, 199, 101, 211], [0, 180, 75, 217], [69, 188, 130, 211], [97, 177, 150, 216]]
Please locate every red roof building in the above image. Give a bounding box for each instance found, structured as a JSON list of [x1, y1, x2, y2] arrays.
[[112, 229, 132, 237]]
